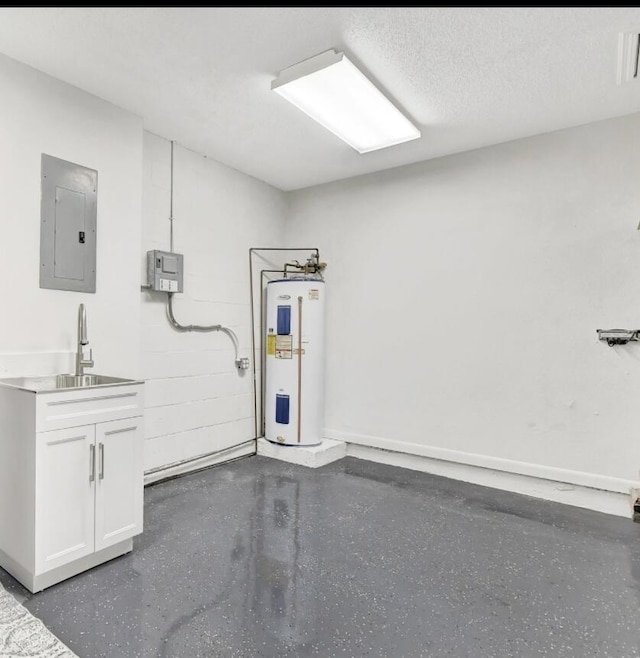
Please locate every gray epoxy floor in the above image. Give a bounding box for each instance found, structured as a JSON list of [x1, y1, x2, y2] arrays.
[[2, 455, 640, 657]]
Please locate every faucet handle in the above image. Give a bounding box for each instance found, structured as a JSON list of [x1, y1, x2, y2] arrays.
[[83, 346, 94, 367]]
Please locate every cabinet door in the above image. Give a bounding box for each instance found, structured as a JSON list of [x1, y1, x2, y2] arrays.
[[36, 425, 96, 573], [94, 418, 143, 551]]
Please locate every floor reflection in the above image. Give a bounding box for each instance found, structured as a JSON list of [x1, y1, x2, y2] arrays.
[[153, 470, 319, 656]]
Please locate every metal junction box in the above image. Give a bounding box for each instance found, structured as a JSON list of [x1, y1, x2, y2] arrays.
[[146, 250, 184, 292]]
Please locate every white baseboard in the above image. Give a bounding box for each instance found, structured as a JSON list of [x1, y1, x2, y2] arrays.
[[144, 441, 255, 485], [326, 429, 638, 518]]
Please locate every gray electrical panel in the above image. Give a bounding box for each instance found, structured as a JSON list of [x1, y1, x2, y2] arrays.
[[147, 250, 184, 292], [40, 154, 97, 293]]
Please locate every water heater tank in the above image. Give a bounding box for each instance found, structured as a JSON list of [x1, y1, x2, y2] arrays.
[[265, 278, 325, 446]]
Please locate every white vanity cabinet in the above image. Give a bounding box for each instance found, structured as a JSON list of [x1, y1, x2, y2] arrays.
[[37, 418, 143, 574], [0, 378, 144, 593]]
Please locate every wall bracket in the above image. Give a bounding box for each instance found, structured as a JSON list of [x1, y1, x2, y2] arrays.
[[596, 329, 640, 346]]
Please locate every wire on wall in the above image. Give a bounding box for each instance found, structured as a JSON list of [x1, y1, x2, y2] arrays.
[[166, 291, 244, 367], [169, 139, 175, 252], [160, 139, 247, 369]]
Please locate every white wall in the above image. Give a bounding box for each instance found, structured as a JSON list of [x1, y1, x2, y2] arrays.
[[141, 134, 286, 471], [0, 53, 143, 379], [0, 52, 288, 475], [286, 113, 640, 491], [5, 46, 640, 496]]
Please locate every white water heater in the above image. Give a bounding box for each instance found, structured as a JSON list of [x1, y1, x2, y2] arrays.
[[265, 278, 325, 446]]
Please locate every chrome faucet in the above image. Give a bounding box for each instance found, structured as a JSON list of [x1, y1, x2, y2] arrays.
[[75, 303, 94, 376]]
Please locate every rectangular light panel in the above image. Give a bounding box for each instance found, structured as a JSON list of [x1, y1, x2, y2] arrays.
[[272, 50, 420, 154]]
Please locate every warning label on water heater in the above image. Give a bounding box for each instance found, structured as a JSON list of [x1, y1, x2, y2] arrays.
[[267, 334, 276, 356], [309, 289, 320, 300], [275, 335, 293, 359]]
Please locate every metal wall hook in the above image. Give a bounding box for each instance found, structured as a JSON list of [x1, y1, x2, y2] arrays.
[[596, 329, 640, 346]]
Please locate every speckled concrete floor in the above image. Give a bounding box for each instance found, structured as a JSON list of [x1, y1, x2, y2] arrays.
[[2, 455, 640, 657]]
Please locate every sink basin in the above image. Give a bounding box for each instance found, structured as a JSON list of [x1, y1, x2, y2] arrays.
[[0, 374, 142, 393], [55, 374, 132, 389]]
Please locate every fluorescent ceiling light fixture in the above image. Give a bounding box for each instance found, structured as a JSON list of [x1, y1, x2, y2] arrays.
[[272, 49, 420, 154]]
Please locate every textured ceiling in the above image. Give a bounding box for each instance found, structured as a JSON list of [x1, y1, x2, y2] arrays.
[[1, 7, 640, 190]]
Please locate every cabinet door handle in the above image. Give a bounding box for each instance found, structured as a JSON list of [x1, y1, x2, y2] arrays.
[[99, 442, 105, 480], [89, 444, 95, 482]]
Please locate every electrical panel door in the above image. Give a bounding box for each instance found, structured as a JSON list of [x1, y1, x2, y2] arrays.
[[40, 154, 97, 293]]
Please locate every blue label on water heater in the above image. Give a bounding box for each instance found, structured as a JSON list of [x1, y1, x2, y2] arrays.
[[275, 394, 290, 424], [277, 305, 291, 335]]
